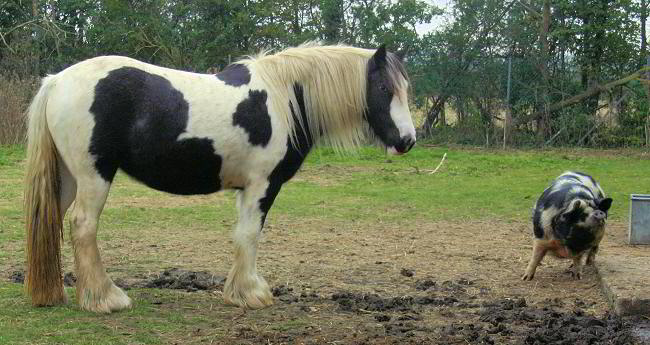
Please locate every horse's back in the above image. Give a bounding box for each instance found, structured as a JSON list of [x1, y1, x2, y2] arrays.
[[46, 56, 237, 195]]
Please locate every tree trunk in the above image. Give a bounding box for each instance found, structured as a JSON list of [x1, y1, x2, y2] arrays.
[[641, 0, 647, 62], [291, 0, 302, 36], [421, 95, 449, 136], [504, 54, 512, 149], [645, 57, 650, 146], [641, 0, 649, 147], [472, 97, 493, 147], [322, 0, 343, 43], [582, 1, 609, 117], [537, 0, 551, 141], [31, 0, 40, 76]]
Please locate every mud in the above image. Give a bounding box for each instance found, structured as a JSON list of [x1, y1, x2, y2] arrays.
[[7, 268, 224, 292], [271, 284, 322, 305], [6, 269, 641, 344], [472, 297, 637, 345], [332, 292, 462, 313], [140, 268, 225, 292], [9, 270, 77, 287], [323, 277, 639, 344], [9, 270, 23, 284]]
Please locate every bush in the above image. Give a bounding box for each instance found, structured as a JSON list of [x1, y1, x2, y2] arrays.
[[0, 75, 38, 145]]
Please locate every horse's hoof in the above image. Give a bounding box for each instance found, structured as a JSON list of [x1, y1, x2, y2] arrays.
[[78, 284, 132, 313], [223, 276, 273, 309], [521, 273, 534, 281], [224, 291, 274, 309]]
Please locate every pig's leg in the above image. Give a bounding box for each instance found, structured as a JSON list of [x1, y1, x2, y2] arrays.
[[586, 246, 598, 266], [522, 239, 547, 281], [571, 252, 588, 279]]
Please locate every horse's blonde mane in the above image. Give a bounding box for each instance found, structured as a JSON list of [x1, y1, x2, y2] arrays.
[[239, 42, 405, 151]]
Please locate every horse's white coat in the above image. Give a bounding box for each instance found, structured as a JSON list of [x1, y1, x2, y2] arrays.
[[27, 44, 415, 311], [388, 89, 416, 151], [45, 56, 290, 310]]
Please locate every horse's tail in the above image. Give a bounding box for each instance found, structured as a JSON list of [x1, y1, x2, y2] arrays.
[[24, 75, 66, 306]]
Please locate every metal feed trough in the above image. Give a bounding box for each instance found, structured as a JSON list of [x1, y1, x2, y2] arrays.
[[629, 194, 650, 245]]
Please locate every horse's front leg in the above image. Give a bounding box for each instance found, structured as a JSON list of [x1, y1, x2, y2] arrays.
[[223, 182, 278, 309]]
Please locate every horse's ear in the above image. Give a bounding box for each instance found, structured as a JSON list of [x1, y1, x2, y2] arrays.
[[396, 49, 406, 61], [372, 44, 387, 68]]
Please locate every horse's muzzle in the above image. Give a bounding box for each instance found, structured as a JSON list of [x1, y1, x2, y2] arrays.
[[389, 136, 416, 155]]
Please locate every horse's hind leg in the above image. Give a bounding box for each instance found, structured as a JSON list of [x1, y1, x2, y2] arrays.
[[44, 161, 77, 303], [69, 175, 131, 313], [59, 160, 77, 218], [223, 182, 275, 309]]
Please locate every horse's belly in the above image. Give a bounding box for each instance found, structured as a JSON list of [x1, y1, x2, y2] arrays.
[[121, 137, 223, 195]]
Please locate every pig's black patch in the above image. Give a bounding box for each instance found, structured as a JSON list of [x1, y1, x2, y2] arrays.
[[564, 225, 597, 253], [532, 172, 612, 243], [598, 198, 613, 213]]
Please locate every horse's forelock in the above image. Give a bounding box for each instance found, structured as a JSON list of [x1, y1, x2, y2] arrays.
[[385, 52, 409, 101]]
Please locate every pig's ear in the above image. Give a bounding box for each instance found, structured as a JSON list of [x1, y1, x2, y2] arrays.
[[562, 200, 583, 219], [566, 200, 582, 213], [598, 198, 613, 213]]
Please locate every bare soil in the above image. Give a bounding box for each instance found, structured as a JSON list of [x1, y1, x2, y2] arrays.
[[5, 216, 644, 344]]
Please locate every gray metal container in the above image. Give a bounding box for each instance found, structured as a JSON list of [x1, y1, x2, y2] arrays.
[[629, 194, 650, 245]]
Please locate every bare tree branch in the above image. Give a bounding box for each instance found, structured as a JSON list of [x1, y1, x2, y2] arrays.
[[0, 19, 39, 54], [514, 67, 650, 126]]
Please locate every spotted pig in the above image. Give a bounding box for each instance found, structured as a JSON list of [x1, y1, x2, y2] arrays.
[[522, 171, 613, 280]]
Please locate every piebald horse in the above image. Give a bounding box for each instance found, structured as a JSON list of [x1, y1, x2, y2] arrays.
[[24, 43, 415, 313]]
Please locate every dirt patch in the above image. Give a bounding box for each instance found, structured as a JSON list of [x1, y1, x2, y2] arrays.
[[5, 268, 642, 344], [139, 268, 225, 292], [312, 280, 638, 344], [271, 284, 322, 304], [469, 298, 637, 345], [3, 217, 645, 344], [8, 270, 77, 287], [7, 268, 225, 292], [8, 270, 23, 284]]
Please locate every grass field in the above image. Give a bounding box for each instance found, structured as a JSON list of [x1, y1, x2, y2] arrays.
[[1, 144, 648, 344]]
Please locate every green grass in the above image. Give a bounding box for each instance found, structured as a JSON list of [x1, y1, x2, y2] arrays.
[[0, 284, 223, 345], [270, 145, 650, 223], [1, 144, 649, 344]]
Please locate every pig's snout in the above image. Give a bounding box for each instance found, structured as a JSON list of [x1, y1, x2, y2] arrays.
[[593, 210, 607, 223]]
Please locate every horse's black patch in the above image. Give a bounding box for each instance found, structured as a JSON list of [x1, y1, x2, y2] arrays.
[[215, 64, 250, 87], [258, 84, 312, 225], [366, 56, 401, 148], [89, 67, 223, 195], [232, 90, 272, 147]]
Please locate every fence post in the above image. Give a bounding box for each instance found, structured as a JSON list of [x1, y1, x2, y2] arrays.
[[645, 56, 650, 147], [643, 56, 650, 147], [504, 54, 512, 149]]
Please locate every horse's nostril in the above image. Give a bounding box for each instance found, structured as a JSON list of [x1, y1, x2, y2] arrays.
[[396, 136, 415, 153], [406, 139, 415, 151]]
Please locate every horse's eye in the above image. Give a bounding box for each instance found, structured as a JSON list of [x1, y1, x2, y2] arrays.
[[379, 84, 388, 92]]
